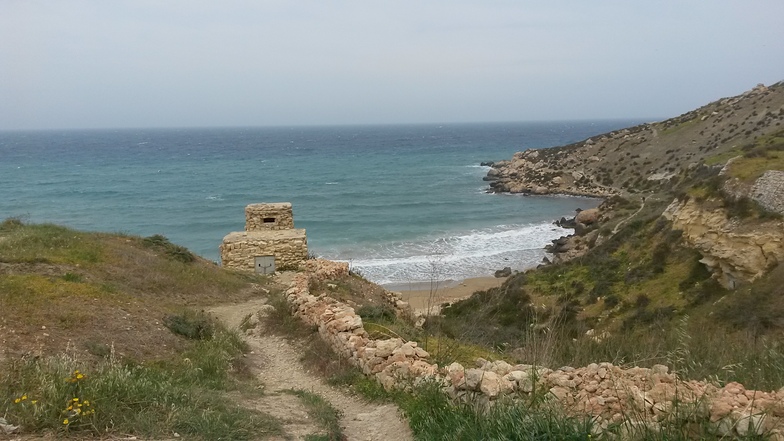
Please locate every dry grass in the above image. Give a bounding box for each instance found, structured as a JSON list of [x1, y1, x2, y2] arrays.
[[0, 221, 274, 363]]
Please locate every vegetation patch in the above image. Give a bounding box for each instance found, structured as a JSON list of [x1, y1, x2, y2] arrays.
[[286, 389, 344, 441], [0, 222, 104, 265], [722, 128, 784, 182], [142, 234, 196, 263], [0, 326, 279, 440]]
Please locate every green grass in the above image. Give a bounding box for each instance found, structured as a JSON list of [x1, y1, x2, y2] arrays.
[[722, 129, 784, 182], [704, 148, 742, 166], [0, 221, 104, 265], [286, 389, 344, 441], [0, 326, 280, 440], [399, 382, 594, 441]]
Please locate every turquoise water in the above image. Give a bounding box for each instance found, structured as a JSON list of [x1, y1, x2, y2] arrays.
[[0, 121, 639, 284]]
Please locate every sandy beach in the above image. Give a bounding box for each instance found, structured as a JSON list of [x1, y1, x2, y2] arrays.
[[385, 276, 507, 313]]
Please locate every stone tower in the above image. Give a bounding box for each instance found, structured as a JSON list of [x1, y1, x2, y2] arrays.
[[219, 203, 308, 274]]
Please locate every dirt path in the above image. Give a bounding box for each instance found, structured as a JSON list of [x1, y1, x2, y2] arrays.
[[209, 299, 413, 441], [612, 198, 647, 234]]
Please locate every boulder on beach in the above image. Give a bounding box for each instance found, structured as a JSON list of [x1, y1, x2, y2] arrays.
[[494, 267, 512, 278]]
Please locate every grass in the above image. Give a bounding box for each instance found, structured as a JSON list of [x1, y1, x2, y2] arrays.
[[142, 234, 196, 263], [398, 382, 596, 441], [422, 205, 784, 390], [0, 220, 270, 362], [286, 389, 344, 441], [0, 220, 104, 265], [0, 220, 290, 439], [721, 129, 784, 182], [0, 325, 280, 440]]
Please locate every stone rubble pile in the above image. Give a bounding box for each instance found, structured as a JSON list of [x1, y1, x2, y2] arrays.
[[279, 259, 784, 439]]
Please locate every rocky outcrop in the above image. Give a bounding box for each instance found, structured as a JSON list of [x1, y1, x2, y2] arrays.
[[485, 82, 784, 198], [663, 199, 784, 289], [751, 170, 784, 216], [486, 149, 618, 198], [276, 259, 784, 438]]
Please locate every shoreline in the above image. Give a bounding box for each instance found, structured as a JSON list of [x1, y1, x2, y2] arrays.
[[385, 276, 508, 314]]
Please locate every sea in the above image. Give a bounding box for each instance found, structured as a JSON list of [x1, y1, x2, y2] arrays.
[[0, 121, 641, 286]]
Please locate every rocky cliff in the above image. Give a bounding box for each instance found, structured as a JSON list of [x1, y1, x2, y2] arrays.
[[663, 198, 784, 289]]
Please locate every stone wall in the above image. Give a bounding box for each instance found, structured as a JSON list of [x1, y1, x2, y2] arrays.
[[268, 259, 784, 439], [752, 170, 784, 216], [246, 203, 295, 231], [220, 230, 308, 271]]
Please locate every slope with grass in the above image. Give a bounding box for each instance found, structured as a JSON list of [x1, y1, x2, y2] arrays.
[[0, 219, 411, 440], [431, 82, 784, 392], [486, 81, 784, 199]]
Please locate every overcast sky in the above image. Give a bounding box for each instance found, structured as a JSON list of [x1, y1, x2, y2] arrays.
[[2, 1, 783, 130]]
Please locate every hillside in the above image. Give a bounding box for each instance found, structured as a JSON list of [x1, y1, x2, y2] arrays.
[[0, 220, 415, 440], [429, 82, 784, 389], [0, 219, 269, 362], [485, 81, 784, 199]]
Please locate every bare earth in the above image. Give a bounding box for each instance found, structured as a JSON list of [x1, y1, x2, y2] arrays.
[[393, 276, 506, 314], [209, 298, 413, 441]]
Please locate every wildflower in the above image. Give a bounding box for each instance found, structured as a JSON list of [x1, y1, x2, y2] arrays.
[[63, 418, 69, 425], [14, 398, 21, 404], [21, 395, 27, 400], [72, 397, 79, 402], [32, 400, 38, 404]]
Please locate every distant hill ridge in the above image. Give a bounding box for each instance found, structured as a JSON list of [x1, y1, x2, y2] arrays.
[[485, 81, 784, 201]]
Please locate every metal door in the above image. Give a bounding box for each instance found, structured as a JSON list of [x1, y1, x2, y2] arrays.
[[254, 256, 275, 275]]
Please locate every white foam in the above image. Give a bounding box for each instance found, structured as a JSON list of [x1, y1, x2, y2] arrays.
[[328, 222, 567, 285]]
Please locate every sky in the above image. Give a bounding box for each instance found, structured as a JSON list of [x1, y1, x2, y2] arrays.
[[1, 1, 783, 130]]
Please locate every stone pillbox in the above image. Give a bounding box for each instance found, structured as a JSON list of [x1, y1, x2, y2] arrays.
[[220, 203, 308, 273]]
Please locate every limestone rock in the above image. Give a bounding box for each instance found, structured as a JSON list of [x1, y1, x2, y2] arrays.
[[465, 368, 484, 391], [575, 208, 600, 225], [663, 198, 784, 288], [479, 371, 501, 398]]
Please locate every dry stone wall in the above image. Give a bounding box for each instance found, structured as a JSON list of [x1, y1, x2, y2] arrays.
[[276, 259, 784, 438]]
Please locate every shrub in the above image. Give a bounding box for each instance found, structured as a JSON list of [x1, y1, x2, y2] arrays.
[[0, 216, 25, 231], [650, 241, 670, 274], [163, 310, 215, 340], [356, 304, 396, 322], [142, 234, 195, 263]]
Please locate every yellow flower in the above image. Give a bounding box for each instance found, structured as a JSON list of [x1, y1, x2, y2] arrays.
[[83, 400, 90, 406], [72, 397, 79, 402], [14, 398, 20, 404], [21, 395, 27, 400], [63, 418, 69, 425], [32, 400, 38, 404]]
